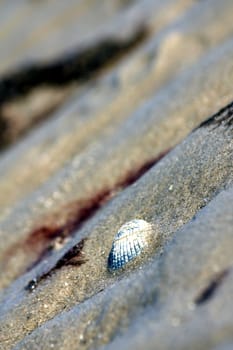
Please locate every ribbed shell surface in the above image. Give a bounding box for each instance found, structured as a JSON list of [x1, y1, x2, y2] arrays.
[[108, 219, 152, 271]]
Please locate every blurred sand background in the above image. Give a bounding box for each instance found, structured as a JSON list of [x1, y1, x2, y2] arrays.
[[0, 1, 233, 349]]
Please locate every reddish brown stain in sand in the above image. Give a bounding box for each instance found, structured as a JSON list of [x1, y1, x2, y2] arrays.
[[116, 151, 168, 188], [24, 190, 112, 272]]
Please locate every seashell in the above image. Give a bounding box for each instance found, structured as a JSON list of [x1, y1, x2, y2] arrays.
[[108, 219, 154, 272]]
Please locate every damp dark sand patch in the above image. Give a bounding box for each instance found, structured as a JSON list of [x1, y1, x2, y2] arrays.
[[0, 28, 147, 103], [0, 27, 147, 149]]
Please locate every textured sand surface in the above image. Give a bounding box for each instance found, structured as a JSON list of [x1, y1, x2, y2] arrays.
[[0, 1, 232, 349]]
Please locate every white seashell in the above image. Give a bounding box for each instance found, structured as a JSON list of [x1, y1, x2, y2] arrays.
[[108, 219, 154, 272]]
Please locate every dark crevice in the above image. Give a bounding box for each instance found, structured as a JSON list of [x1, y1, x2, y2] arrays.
[[0, 101, 65, 150], [22, 149, 170, 291], [198, 100, 233, 129], [25, 239, 86, 292], [195, 268, 230, 305], [0, 28, 147, 105], [0, 117, 8, 148]]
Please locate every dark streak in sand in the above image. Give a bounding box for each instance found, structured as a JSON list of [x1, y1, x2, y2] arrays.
[[195, 268, 229, 305], [198, 100, 233, 129], [25, 239, 86, 292], [0, 27, 148, 149], [0, 28, 147, 105]]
